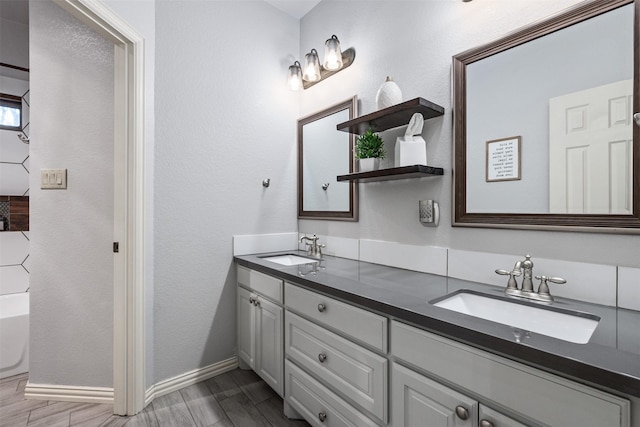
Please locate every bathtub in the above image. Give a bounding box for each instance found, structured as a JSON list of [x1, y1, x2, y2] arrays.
[[0, 292, 29, 379]]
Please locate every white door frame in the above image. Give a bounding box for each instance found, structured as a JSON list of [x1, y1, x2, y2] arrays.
[[54, 0, 146, 415]]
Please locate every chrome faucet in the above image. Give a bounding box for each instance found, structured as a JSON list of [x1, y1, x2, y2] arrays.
[[496, 255, 566, 304], [300, 234, 325, 259]]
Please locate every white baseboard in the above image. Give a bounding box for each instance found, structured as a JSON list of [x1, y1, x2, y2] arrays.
[[145, 356, 238, 406], [25, 383, 114, 404], [24, 357, 238, 408]]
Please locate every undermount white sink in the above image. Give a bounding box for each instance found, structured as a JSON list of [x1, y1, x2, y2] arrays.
[[260, 254, 319, 266], [432, 290, 600, 344]]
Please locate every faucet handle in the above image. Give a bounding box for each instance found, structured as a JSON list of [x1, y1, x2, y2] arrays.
[[535, 275, 566, 296], [496, 268, 520, 290], [496, 269, 521, 276]]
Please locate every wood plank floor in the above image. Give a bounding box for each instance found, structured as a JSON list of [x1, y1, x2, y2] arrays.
[[0, 369, 310, 427]]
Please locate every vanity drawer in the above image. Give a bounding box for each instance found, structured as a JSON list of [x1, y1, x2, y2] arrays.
[[285, 311, 387, 422], [284, 283, 388, 353], [285, 360, 378, 427], [391, 321, 631, 427], [237, 266, 283, 303]]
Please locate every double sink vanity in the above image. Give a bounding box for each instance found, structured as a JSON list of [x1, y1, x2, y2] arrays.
[[250, 0, 640, 425], [235, 251, 639, 427]]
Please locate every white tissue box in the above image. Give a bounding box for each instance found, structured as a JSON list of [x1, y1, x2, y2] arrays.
[[395, 136, 427, 167]]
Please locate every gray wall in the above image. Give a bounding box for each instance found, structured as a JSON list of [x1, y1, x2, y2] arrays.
[[27, 0, 299, 392], [298, 0, 640, 268], [153, 0, 299, 383], [28, 0, 299, 390], [29, 0, 114, 387]]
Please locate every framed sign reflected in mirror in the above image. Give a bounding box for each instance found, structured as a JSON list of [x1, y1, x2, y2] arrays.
[[486, 136, 521, 183], [452, 0, 640, 232], [298, 96, 358, 221]]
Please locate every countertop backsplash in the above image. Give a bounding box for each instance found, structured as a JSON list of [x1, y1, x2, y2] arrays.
[[234, 233, 639, 310]]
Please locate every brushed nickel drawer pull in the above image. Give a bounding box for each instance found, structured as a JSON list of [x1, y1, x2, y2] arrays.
[[480, 420, 494, 427], [318, 353, 327, 363], [317, 303, 326, 312], [318, 412, 327, 422], [455, 405, 469, 420]]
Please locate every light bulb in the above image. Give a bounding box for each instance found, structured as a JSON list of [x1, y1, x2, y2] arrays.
[[302, 49, 321, 82], [323, 35, 343, 71], [287, 61, 303, 90]]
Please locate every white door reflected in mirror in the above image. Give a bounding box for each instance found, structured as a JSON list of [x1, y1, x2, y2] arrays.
[[549, 80, 633, 214]]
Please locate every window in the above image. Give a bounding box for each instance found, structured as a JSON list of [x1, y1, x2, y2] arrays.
[[0, 94, 22, 131]]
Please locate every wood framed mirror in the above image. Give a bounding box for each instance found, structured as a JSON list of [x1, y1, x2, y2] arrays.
[[452, 0, 640, 233], [298, 96, 358, 221]]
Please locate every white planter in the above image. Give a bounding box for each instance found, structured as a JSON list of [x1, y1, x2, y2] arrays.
[[359, 158, 380, 172]]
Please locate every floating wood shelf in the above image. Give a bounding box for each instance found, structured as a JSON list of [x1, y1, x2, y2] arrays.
[[337, 165, 444, 183], [337, 97, 445, 135]]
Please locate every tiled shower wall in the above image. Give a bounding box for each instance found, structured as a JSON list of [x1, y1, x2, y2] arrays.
[[0, 76, 30, 296]]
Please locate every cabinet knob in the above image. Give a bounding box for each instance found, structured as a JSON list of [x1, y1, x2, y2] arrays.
[[255, 298, 260, 306], [318, 412, 327, 422], [480, 420, 495, 427], [248, 297, 256, 305], [318, 353, 327, 363], [455, 406, 469, 420], [317, 303, 326, 312]]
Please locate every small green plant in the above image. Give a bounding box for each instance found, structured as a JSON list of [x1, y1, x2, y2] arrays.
[[355, 129, 385, 159]]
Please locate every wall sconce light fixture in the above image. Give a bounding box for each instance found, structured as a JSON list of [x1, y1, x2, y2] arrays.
[[288, 35, 355, 90], [288, 61, 303, 90], [303, 49, 321, 82]]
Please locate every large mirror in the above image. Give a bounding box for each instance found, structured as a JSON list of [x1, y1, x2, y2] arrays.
[[298, 96, 358, 220], [453, 0, 640, 232]]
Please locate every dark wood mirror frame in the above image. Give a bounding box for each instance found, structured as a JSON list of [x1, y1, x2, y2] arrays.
[[452, 0, 640, 233], [298, 96, 358, 221]]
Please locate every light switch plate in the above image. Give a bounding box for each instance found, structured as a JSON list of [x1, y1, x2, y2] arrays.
[[41, 169, 67, 189]]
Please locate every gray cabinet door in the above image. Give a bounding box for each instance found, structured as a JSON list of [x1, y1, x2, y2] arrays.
[[392, 363, 477, 427], [255, 295, 283, 397], [237, 286, 256, 369]]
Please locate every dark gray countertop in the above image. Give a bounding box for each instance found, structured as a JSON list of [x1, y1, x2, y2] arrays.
[[234, 251, 640, 398]]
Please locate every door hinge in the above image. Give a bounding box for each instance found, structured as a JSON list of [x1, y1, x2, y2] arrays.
[[113, 242, 119, 253]]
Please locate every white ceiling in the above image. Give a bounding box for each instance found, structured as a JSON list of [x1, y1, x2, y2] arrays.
[[1, 1, 315, 25], [264, 0, 321, 19]]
